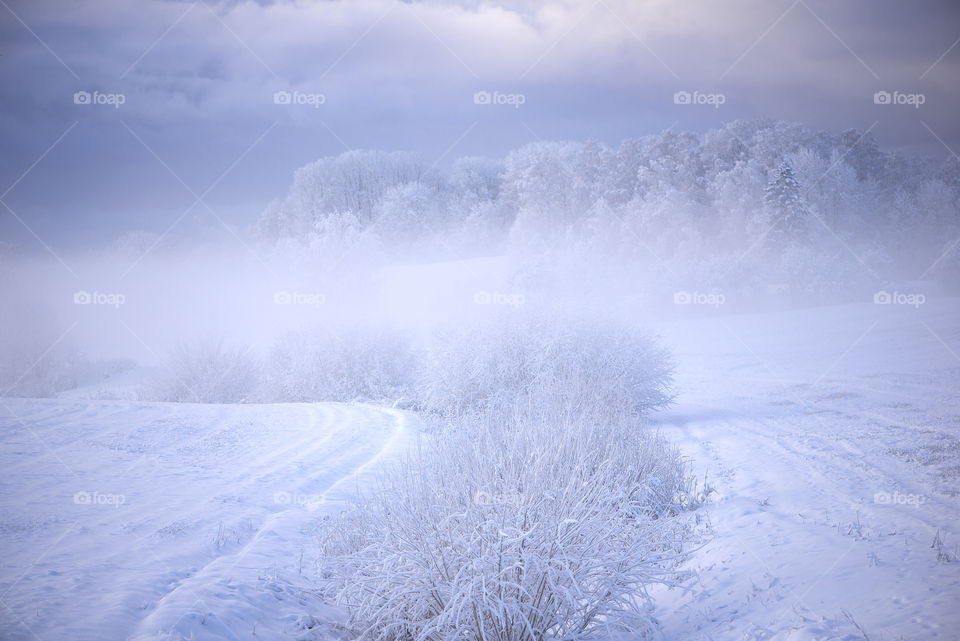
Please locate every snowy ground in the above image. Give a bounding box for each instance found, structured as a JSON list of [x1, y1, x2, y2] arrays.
[[0, 400, 413, 640], [650, 297, 960, 640], [1, 298, 958, 640]]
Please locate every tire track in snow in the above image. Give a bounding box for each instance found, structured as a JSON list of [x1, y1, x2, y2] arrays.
[[653, 401, 960, 641], [129, 403, 411, 641]]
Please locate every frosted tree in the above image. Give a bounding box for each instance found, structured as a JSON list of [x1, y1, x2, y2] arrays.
[[450, 156, 502, 205], [249, 119, 960, 303], [838, 128, 884, 182], [370, 182, 445, 246], [764, 160, 810, 251]]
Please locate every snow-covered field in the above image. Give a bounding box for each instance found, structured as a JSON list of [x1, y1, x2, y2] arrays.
[[651, 297, 960, 639], [0, 400, 412, 640], [1, 298, 958, 640]]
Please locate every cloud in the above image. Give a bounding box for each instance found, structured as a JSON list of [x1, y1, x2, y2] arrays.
[[0, 0, 957, 248]]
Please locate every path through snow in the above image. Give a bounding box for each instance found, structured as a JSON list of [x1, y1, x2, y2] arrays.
[[0, 399, 412, 641]]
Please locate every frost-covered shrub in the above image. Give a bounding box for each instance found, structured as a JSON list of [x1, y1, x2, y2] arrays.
[[0, 339, 87, 398], [263, 325, 417, 403], [317, 313, 689, 639], [417, 311, 674, 421], [0, 305, 87, 398], [319, 412, 693, 641], [154, 338, 259, 403]]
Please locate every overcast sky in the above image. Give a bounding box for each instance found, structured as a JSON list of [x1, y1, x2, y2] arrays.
[[1, 0, 958, 249]]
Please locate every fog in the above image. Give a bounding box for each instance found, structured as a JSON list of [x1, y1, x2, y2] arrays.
[[2, 3, 959, 640], [1, 120, 956, 401]]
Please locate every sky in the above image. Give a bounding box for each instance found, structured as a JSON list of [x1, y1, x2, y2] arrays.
[[0, 0, 958, 249]]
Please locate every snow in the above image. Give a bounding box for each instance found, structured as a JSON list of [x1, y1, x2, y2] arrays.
[[1, 298, 958, 639], [0, 400, 413, 640], [649, 297, 960, 639]]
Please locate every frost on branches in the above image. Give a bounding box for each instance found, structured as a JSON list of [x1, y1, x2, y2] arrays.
[[317, 313, 697, 641]]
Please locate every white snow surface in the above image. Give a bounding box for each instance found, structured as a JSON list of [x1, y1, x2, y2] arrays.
[[0, 401, 412, 640], [2, 297, 959, 640], [649, 297, 960, 640]]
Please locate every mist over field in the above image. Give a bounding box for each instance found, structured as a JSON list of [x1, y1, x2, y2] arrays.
[[1, 1, 958, 640]]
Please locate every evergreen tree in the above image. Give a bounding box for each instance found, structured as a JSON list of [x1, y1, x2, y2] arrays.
[[764, 160, 809, 249]]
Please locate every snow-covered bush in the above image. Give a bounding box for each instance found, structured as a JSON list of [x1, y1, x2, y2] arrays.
[[319, 410, 693, 641], [417, 311, 674, 421], [153, 338, 259, 403], [317, 311, 689, 639], [0, 337, 88, 398], [262, 325, 417, 403], [0, 300, 89, 398]]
